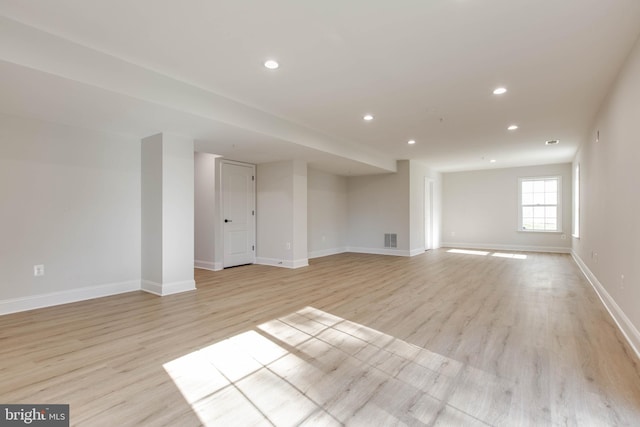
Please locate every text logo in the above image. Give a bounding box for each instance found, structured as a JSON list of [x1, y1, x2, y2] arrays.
[[1, 405, 69, 426]]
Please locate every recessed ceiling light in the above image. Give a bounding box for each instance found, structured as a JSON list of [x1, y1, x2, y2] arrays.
[[363, 114, 374, 121], [490, 159, 497, 163], [545, 139, 560, 145], [264, 59, 279, 69], [493, 87, 507, 95], [507, 125, 519, 131], [407, 140, 416, 145]]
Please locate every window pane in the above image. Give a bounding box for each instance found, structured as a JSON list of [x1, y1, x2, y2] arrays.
[[533, 181, 545, 192], [545, 220, 557, 230], [522, 193, 533, 205], [545, 206, 557, 219], [522, 181, 533, 193], [522, 219, 533, 230], [533, 206, 544, 218], [533, 193, 545, 205], [545, 179, 558, 192], [533, 218, 545, 229], [545, 192, 557, 205], [523, 207, 533, 217]]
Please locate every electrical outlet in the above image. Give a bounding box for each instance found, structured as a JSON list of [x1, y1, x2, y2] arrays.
[[561, 234, 566, 240], [34, 264, 45, 277]]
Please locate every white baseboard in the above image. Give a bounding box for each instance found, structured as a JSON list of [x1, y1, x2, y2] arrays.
[[572, 251, 640, 360], [308, 247, 348, 259], [255, 257, 309, 269], [346, 247, 412, 257], [194, 260, 222, 271], [441, 242, 571, 254], [0, 280, 140, 316], [410, 248, 426, 257], [141, 280, 196, 296], [310, 247, 427, 259]]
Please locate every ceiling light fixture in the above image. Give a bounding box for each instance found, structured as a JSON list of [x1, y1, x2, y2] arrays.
[[493, 87, 507, 95], [545, 140, 560, 145], [407, 140, 416, 145], [363, 114, 374, 121], [264, 59, 279, 69], [490, 159, 497, 163], [507, 125, 519, 131]]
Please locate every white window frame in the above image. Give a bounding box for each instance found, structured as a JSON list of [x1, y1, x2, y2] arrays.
[[517, 175, 562, 233]]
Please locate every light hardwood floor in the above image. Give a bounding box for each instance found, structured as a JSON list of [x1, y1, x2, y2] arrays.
[[1, 250, 640, 426]]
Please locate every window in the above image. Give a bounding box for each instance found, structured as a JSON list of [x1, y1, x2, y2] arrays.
[[518, 176, 562, 232], [573, 164, 580, 238]]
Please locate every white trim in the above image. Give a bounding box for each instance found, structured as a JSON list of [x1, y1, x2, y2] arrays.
[[441, 242, 571, 254], [255, 257, 309, 269], [141, 280, 196, 296], [308, 247, 348, 259], [194, 260, 223, 271], [292, 258, 309, 269], [346, 247, 412, 257], [572, 251, 640, 361], [0, 280, 140, 315], [141, 280, 163, 295], [310, 247, 425, 259]]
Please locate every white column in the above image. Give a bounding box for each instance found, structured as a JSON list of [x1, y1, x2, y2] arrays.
[[256, 159, 308, 268], [292, 159, 308, 267], [141, 133, 196, 295]]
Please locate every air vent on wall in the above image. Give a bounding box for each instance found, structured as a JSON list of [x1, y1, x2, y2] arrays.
[[384, 233, 397, 249]]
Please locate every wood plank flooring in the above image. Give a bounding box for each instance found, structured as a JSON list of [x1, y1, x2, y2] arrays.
[[1, 249, 640, 426]]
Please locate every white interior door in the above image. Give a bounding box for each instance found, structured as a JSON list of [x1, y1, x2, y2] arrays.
[[222, 161, 255, 267]]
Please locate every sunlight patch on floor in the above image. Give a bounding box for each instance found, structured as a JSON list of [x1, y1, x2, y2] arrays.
[[492, 252, 528, 260], [448, 248, 528, 259], [447, 249, 490, 256], [163, 306, 511, 426]]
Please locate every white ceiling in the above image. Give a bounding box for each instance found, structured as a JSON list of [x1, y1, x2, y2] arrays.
[[1, 0, 639, 174]]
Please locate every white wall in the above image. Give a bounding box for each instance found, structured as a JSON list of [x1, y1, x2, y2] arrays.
[[141, 134, 163, 285], [0, 114, 141, 313], [346, 160, 442, 256], [194, 152, 217, 270], [307, 168, 348, 258], [442, 163, 572, 252], [347, 160, 411, 255], [256, 160, 308, 268], [573, 36, 640, 355], [161, 134, 195, 286]]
